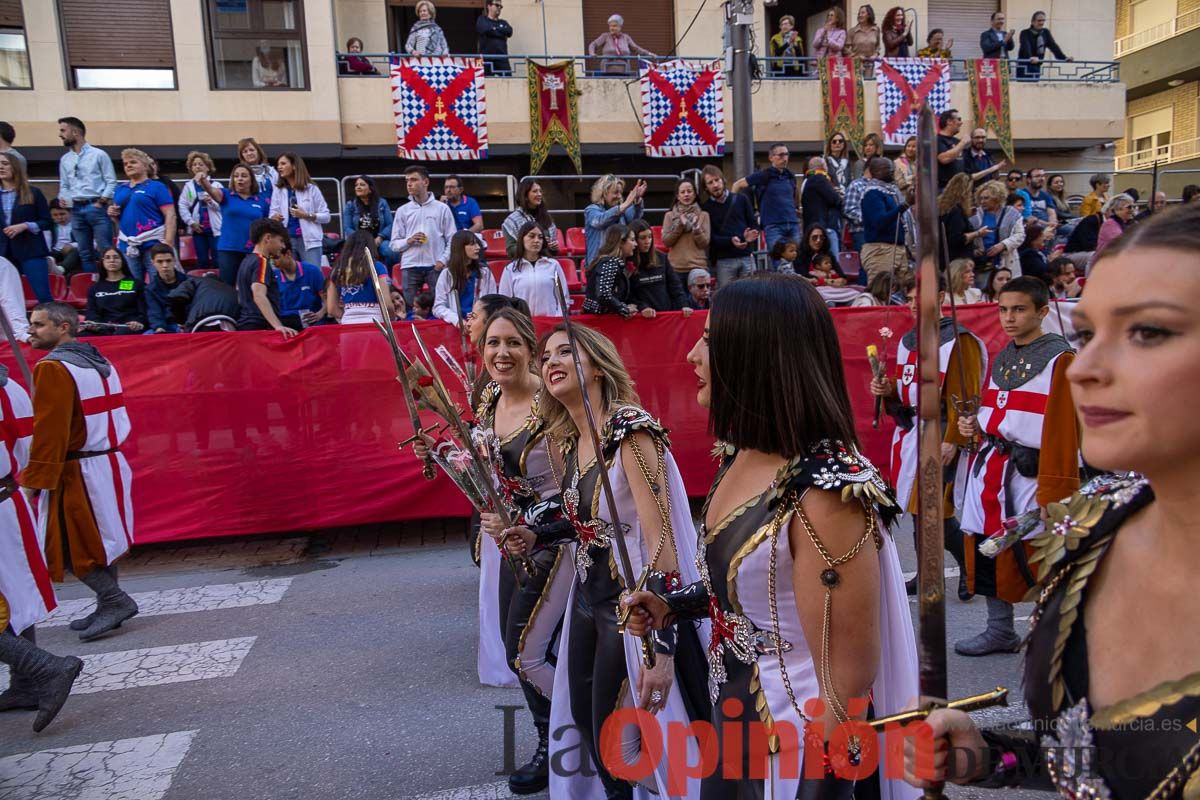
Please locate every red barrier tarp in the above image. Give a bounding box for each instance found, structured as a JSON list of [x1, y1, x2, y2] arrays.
[[2, 307, 1006, 544]]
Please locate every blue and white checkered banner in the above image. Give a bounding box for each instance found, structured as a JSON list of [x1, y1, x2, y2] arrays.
[[875, 58, 950, 147], [639, 59, 725, 158], [392, 57, 488, 161]]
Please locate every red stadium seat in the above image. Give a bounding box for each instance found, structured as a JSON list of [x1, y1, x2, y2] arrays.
[[21, 277, 37, 310], [482, 229, 508, 260], [178, 235, 197, 266], [556, 258, 583, 294], [651, 225, 668, 253], [187, 269, 218, 279], [66, 272, 96, 309], [321, 265, 332, 282], [565, 227, 587, 257], [838, 251, 861, 277], [22, 272, 70, 308], [391, 264, 404, 287], [552, 227, 567, 255]]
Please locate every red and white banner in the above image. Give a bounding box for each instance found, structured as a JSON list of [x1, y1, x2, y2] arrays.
[[639, 59, 725, 158], [392, 56, 488, 160], [875, 58, 951, 146]]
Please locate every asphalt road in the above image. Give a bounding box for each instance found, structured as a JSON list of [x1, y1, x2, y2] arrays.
[[0, 520, 1048, 800]]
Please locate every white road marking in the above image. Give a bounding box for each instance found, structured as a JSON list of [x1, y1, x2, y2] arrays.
[[43, 579, 293, 628], [404, 780, 519, 800], [1, 638, 256, 694], [0, 730, 197, 800]]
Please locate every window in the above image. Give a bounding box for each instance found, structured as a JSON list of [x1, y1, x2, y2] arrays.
[[1129, 107, 1173, 165], [204, 0, 309, 90], [1130, 0, 1175, 36], [0, 0, 31, 89], [57, 0, 177, 89]]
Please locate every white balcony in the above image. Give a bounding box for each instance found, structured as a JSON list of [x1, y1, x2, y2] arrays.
[[1115, 8, 1200, 56], [1115, 136, 1200, 170]]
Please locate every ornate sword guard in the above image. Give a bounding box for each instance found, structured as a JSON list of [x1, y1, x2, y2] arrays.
[[950, 393, 981, 452], [398, 424, 442, 480], [617, 568, 656, 669]]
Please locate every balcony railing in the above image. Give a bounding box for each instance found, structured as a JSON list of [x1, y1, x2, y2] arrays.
[[338, 53, 1120, 83], [1115, 137, 1200, 171], [1114, 8, 1200, 56]]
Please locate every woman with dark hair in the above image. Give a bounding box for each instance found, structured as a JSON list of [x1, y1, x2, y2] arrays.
[[982, 265, 1012, 301], [0, 152, 52, 302], [338, 36, 379, 75], [198, 163, 270, 286], [324, 230, 393, 325], [848, 4, 880, 59], [83, 247, 147, 335], [881, 6, 912, 56], [627, 219, 691, 316], [500, 221, 569, 318], [824, 130, 854, 192], [796, 222, 838, 277], [342, 175, 396, 264], [503, 323, 711, 800], [624, 273, 917, 799], [894, 135, 918, 193], [582, 224, 637, 317], [502, 179, 560, 259], [466, 293, 532, 346], [661, 177, 710, 275], [1019, 221, 1052, 283], [433, 229, 499, 324], [902, 202, 1200, 800], [270, 152, 330, 266]]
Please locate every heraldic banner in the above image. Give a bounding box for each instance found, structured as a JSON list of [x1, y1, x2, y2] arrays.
[[968, 59, 1014, 165], [392, 56, 488, 160], [818, 57, 866, 157], [874, 58, 950, 147], [639, 59, 725, 158], [528, 60, 582, 175]]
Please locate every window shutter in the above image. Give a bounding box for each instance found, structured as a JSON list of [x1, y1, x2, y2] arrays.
[[0, 0, 23, 27], [58, 0, 176, 68], [926, 0, 998, 57], [582, 0, 676, 61]]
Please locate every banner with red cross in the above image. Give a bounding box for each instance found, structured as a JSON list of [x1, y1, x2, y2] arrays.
[[968, 59, 1015, 165], [639, 59, 725, 158], [874, 58, 950, 147], [818, 57, 866, 158], [392, 57, 488, 161]]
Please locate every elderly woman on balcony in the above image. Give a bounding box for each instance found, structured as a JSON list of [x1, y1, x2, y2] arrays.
[[587, 15, 657, 74], [405, 0, 449, 56]]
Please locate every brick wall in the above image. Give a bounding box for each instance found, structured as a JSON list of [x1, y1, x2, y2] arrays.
[[1119, 81, 1200, 155]]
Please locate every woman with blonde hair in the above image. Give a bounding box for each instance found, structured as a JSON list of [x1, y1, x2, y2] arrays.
[[269, 152, 330, 266], [178, 151, 222, 270], [108, 147, 176, 282], [582, 173, 644, 267], [406, 0, 449, 55], [504, 323, 711, 800], [235, 137, 277, 194], [1089, 192, 1135, 270], [969, 178, 1025, 276], [948, 258, 984, 303], [939, 172, 988, 266], [769, 15, 805, 75]]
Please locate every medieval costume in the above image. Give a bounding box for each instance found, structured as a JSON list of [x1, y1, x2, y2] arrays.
[[974, 472, 1200, 797], [956, 333, 1080, 656], [659, 442, 919, 800], [885, 318, 987, 598], [0, 365, 83, 731], [20, 340, 138, 641], [537, 406, 711, 800], [473, 381, 572, 793]]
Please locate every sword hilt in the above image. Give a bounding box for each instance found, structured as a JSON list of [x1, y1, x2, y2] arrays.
[[618, 575, 657, 669], [950, 393, 981, 453]]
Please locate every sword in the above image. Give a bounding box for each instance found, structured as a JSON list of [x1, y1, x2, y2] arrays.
[[449, 288, 477, 385], [939, 223, 979, 452], [868, 687, 1008, 731], [914, 105, 951, 800], [552, 276, 655, 669], [367, 248, 436, 480], [0, 305, 33, 389]]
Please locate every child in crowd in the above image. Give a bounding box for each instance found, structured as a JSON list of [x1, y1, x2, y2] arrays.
[[770, 239, 800, 274], [408, 291, 434, 320], [807, 252, 848, 287]]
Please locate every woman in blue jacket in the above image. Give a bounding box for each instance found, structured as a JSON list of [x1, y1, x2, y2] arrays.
[[0, 153, 54, 302], [342, 175, 396, 265]]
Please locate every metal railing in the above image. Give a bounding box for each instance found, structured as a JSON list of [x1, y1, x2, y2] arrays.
[[339, 53, 1120, 83], [1114, 138, 1200, 172], [1114, 8, 1200, 56]]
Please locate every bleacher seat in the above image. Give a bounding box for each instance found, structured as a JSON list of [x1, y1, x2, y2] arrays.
[[482, 229, 508, 260], [187, 269, 218, 279], [552, 227, 567, 255], [66, 273, 96, 309], [565, 227, 586, 257], [178, 235, 197, 267], [556, 258, 583, 294], [21, 277, 37, 310], [838, 251, 862, 277], [391, 264, 404, 288]]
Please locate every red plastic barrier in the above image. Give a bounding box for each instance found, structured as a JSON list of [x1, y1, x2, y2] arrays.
[[1, 306, 1006, 544]]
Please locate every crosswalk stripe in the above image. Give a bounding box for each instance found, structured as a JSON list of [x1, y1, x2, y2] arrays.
[[42, 578, 293, 628], [0, 730, 198, 800], [0, 637, 257, 694]]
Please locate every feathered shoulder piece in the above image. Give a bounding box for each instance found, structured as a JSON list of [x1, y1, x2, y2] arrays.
[[603, 405, 669, 458], [768, 439, 898, 526]]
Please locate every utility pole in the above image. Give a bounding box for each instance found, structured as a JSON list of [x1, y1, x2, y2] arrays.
[[726, 0, 755, 178]]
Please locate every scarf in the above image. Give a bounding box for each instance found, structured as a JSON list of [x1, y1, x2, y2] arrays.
[[672, 201, 700, 217], [43, 340, 112, 378]]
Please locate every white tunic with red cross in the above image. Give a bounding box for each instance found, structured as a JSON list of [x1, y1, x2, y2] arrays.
[[958, 351, 1070, 540], [0, 378, 57, 634], [37, 360, 134, 566], [889, 330, 986, 510]]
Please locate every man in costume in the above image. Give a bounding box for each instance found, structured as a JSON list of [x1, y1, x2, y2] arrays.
[[0, 363, 84, 731], [21, 301, 138, 642], [955, 277, 1079, 655], [871, 276, 987, 601]]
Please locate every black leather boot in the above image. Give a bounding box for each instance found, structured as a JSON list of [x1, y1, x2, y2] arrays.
[[0, 628, 83, 732], [0, 626, 39, 712], [78, 565, 138, 642], [507, 721, 549, 795]]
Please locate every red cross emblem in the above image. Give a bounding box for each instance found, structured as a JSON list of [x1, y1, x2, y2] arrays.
[[879, 61, 945, 138], [647, 69, 719, 148], [0, 388, 32, 466], [400, 64, 481, 151], [902, 364, 916, 386], [707, 596, 739, 655]]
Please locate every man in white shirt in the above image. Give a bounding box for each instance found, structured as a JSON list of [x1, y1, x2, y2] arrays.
[[389, 166, 457, 306], [0, 257, 29, 341]]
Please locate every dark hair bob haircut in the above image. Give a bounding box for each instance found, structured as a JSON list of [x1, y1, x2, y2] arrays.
[[708, 273, 858, 456]]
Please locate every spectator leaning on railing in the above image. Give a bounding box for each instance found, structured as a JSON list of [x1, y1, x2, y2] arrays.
[[980, 11, 1015, 58], [587, 15, 657, 75], [627, 219, 691, 316], [1017, 11, 1071, 80], [476, 0, 513, 76], [660, 177, 710, 275], [179, 151, 222, 271], [325, 230, 393, 326], [881, 6, 913, 57], [701, 164, 759, 287], [502, 178, 560, 260], [406, 1, 449, 56], [583, 174, 644, 267], [848, 5, 881, 59], [0, 153, 53, 303], [57, 116, 117, 275], [275, 239, 327, 327], [434, 229, 499, 325], [270, 152, 331, 267], [343, 174, 396, 265], [236, 218, 298, 337], [582, 224, 637, 317], [84, 248, 147, 335], [169, 271, 239, 332], [918, 28, 953, 58], [770, 15, 805, 75], [339, 37, 379, 76]]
